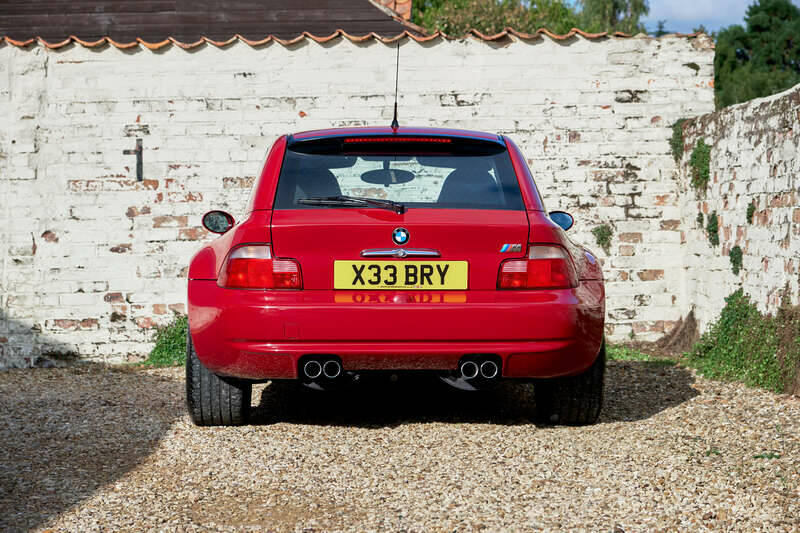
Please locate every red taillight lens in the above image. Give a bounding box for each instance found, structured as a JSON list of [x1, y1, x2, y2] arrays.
[[498, 245, 578, 290], [218, 245, 302, 289]]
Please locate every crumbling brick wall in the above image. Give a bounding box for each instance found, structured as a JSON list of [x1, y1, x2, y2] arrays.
[[0, 34, 714, 366], [678, 84, 800, 331]]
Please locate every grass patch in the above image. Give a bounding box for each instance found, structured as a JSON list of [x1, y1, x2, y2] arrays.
[[607, 344, 676, 366], [143, 315, 188, 367], [685, 289, 800, 394], [689, 138, 711, 190]]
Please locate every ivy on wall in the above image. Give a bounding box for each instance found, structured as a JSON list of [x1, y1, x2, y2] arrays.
[[746, 201, 756, 224], [706, 211, 720, 246], [690, 139, 711, 190], [591, 224, 614, 254], [729, 245, 743, 275], [670, 118, 688, 162]]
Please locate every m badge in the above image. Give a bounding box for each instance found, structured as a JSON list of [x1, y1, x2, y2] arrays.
[[499, 244, 523, 253]]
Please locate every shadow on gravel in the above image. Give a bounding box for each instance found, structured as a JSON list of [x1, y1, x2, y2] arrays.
[[252, 360, 699, 427], [0, 365, 183, 533]]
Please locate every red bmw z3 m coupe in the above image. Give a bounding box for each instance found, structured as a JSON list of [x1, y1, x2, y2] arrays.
[[186, 127, 605, 426]]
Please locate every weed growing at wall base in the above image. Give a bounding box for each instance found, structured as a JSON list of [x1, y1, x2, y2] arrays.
[[144, 315, 188, 367], [607, 344, 675, 366], [686, 289, 800, 394]]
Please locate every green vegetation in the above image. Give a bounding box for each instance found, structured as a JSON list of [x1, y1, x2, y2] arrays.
[[706, 211, 720, 246], [144, 315, 188, 367], [689, 139, 711, 191], [574, 0, 649, 34], [715, 0, 800, 109], [670, 119, 688, 162], [686, 289, 800, 393], [607, 344, 675, 366], [746, 202, 756, 224], [413, 0, 578, 35], [729, 245, 743, 275], [752, 452, 781, 459], [412, 0, 648, 36], [696, 211, 704, 227], [591, 224, 613, 254]]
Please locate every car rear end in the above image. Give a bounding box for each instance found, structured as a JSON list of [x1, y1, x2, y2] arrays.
[[186, 128, 605, 425]]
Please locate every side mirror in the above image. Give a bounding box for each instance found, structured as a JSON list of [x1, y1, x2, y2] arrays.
[[202, 210, 234, 234], [549, 211, 574, 231]]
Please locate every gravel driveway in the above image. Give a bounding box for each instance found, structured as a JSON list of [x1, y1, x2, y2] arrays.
[[1, 362, 798, 532]]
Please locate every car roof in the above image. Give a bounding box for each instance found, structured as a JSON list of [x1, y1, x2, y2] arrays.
[[289, 126, 504, 144]]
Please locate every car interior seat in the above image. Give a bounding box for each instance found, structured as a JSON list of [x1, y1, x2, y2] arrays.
[[279, 167, 342, 206], [437, 165, 502, 206]]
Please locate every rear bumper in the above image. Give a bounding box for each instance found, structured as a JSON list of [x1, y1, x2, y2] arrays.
[[188, 281, 604, 380]]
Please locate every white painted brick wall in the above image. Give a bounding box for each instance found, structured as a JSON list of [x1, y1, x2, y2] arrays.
[[678, 84, 800, 331], [0, 34, 715, 367]]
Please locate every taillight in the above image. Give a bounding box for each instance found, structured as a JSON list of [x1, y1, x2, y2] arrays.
[[218, 245, 302, 289], [498, 245, 578, 290]]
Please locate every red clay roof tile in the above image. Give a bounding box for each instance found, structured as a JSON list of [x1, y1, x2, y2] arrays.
[[1, 28, 706, 51]]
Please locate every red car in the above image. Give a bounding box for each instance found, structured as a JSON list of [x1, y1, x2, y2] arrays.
[[186, 127, 605, 426]]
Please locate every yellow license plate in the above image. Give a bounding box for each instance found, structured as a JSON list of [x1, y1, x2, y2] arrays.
[[334, 261, 468, 290]]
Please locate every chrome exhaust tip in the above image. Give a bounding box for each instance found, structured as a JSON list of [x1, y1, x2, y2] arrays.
[[322, 360, 342, 379], [460, 360, 479, 380], [303, 360, 323, 380], [480, 360, 499, 379]]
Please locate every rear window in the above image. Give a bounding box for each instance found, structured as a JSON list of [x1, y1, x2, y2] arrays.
[[274, 137, 525, 211]]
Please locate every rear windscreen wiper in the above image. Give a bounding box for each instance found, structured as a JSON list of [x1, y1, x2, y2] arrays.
[[297, 195, 406, 214]]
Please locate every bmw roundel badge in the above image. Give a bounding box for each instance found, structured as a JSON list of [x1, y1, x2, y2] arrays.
[[392, 227, 409, 246]]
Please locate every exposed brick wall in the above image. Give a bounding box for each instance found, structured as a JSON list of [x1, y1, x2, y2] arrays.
[[678, 84, 800, 331], [0, 35, 714, 367]]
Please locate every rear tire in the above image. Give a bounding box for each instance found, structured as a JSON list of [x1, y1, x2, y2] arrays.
[[186, 332, 251, 426], [534, 342, 605, 425]]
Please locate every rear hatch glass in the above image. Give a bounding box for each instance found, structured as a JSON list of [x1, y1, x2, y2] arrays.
[[269, 136, 530, 291], [274, 136, 524, 211]]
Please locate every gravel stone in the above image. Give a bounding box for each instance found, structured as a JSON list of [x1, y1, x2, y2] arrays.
[[0, 362, 798, 531]]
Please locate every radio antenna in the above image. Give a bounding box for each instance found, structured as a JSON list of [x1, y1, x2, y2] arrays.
[[391, 41, 400, 130]]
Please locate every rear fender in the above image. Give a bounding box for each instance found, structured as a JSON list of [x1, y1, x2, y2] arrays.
[[528, 212, 603, 281], [188, 210, 272, 280]]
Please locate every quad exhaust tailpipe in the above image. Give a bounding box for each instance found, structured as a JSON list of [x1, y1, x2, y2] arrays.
[[480, 360, 499, 379], [322, 360, 342, 379], [458, 356, 501, 381], [459, 361, 479, 380], [303, 360, 323, 379], [443, 355, 502, 391], [301, 357, 344, 384]]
